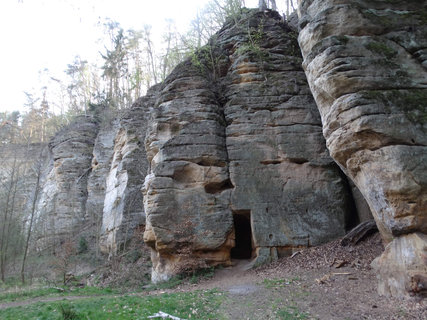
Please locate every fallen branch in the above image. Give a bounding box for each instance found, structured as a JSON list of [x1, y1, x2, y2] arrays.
[[341, 220, 378, 246], [290, 251, 301, 258], [148, 311, 186, 320], [315, 272, 352, 284]]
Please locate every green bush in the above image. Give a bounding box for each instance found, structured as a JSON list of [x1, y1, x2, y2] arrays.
[[59, 303, 80, 320], [78, 237, 88, 254]]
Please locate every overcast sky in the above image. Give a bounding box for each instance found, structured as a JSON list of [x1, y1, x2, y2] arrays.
[[0, 0, 267, 113]]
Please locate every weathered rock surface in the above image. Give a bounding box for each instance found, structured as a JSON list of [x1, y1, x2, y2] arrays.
[[372, 232, 427, 297], [35, 116, 99, 246], [86, 119, 119, 252], [297, 0, 427, 297], [143, 10, 354, 281], [99, 95, 155, 255]]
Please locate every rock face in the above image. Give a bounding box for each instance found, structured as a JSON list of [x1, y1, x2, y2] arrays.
[[99, 95, 156, 255], [86, 119, 119, 252], [35, 116, 100, 247], [143, 10, 354, 282], [297, 0, 427, 297], [35, 106, 151, 255]]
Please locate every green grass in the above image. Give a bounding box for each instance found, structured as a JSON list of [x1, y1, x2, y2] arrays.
[[262, 277, 300, 289], [0, 286, 119, 303], [143, 275, 184, 291], [276, 306, 309, 320], [1, 289, 225, 320]]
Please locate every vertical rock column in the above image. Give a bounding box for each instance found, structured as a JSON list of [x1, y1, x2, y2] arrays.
[[143, 63, 234, 282], [99, 95, 155, 255], [298, 0, 427, 297], [86, 119, 119, 252], [44, 116, 99, 244]]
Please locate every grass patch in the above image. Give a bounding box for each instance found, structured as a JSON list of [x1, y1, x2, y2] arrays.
[[143, 275, 184, 291], [262, 277, 300, 288], [189, 267, 216, 284], [1, 289, 225, 320], [0, 286, 119, 303], [277, 305, 309, 319]]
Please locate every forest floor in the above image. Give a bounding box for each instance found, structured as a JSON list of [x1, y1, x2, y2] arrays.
[[1, 233, 426, 319]]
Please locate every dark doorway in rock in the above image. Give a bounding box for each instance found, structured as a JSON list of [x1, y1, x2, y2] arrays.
[[231, 211, 253, 259]]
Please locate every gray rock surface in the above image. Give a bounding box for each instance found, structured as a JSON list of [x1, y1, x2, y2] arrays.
[[99, 94, 156, 255], [35, 116, 99, 247], [86, 119, 119, 253], [143, 9, 353, 281], [297, 0, 427, 297]]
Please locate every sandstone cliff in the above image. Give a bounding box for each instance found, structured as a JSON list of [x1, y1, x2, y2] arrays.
[[298, 0, 427, 297], [34, 106, 150, 255], [98, 91, 157, 255], [20, 2, 426, 300], [35, 116, 100, 248], [142, 10, 356, 282]]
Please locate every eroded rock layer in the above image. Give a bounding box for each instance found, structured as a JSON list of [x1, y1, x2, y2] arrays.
[[143, 10, 353, 281], [297, 0, 427, 297]]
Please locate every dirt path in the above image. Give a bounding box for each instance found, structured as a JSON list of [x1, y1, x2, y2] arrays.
[[168, 235, 427, 319], [1, 236, 426, 319]]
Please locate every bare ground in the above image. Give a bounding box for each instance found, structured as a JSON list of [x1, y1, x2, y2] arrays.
[[1, 233, 426, 319], [169, 233, 427, 319]]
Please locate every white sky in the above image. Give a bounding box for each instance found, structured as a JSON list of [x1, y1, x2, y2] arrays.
[[0, 0, 266, 113]]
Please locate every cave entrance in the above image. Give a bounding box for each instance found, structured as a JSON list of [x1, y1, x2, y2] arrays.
[[231, 211, 253, 260]]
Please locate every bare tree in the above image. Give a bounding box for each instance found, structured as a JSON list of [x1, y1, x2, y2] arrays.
[[20, 150, 44, 284], [0, 153, 20, 282]]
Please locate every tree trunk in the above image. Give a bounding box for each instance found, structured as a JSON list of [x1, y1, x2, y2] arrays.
[[21, 155, 42, 284], [341, 220, 378, 246], [0, 155, 17, 282]]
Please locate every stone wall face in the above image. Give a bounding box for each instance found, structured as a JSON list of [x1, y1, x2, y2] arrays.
[[143, 10, 353, 281], [297, 0, 427, 297]]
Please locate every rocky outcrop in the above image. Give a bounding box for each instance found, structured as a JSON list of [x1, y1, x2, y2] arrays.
[[143, 10, 354, 282], [99, 94, 156, 255], [297, 0, 427, 297], [35, 116, 99, 248]]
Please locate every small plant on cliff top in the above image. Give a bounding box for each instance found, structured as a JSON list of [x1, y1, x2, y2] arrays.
[[237, 19, 268, 59], [190, 35, 224, 80]]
